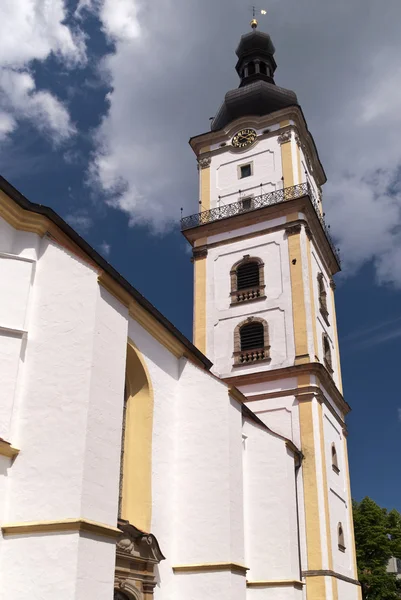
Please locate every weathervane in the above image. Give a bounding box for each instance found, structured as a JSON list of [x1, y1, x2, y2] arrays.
[[250, 5, 267, 29]]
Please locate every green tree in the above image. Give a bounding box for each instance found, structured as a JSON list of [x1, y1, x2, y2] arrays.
[[353, 497, 401, 599]]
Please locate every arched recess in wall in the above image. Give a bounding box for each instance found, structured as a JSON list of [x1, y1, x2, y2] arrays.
[[121, 341, 154, 533]]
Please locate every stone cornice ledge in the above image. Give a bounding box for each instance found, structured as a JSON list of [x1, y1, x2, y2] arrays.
[[1, 518, 121, 539], [247, 579, 304, 589], [0, 439, 20, 459], [172, 562, 248, 575], [303, 569, 361, 586]]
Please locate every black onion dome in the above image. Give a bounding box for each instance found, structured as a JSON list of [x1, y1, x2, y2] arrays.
[[211, 27, 298, 131]]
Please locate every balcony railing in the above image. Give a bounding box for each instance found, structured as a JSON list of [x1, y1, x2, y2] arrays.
[[181, 182, 340, 266]]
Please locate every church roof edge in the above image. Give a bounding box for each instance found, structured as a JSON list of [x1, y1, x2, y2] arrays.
[[0, 174, 213, 372]]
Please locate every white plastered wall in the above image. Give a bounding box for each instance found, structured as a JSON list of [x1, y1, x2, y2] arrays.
[[207, 228, 295, 378], [209, 130, 283, 211], [0, 230, 129, 600], [242, 417, 301, 598]]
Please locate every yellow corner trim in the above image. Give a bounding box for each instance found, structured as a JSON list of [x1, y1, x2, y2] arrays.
[[0, 189, 48, 236], [98, 272, 132, 308], [228, 386, 247, 404], [129, 300, 185, 359], [1, 518, 121, 539], [247, 579, 304, 588], [0, 440, 19, 459], [172, 562, 248, 575]]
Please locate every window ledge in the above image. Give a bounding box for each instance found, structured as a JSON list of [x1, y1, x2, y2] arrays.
[[230, 295, 266, 307], [338, 545, 346, 553], [233, 357, 271, 368], [332, 465, 340, 475]]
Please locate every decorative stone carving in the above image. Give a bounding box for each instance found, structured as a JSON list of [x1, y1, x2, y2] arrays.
[[277, 130, 292, 144], [192, 247, 208, 261], [330, 278, 336, 291], [115, 520, 165, 599], [197, 156, 211, 169], [285, 224, 302, 237]]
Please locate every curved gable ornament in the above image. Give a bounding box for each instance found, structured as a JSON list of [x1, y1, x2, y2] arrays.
[[115, 520, 165, 599]]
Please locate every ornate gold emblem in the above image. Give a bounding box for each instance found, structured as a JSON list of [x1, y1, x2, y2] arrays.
[[232, 128, 257, 148]]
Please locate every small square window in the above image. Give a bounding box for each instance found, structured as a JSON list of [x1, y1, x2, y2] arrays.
[[240, 164, 252, 179]]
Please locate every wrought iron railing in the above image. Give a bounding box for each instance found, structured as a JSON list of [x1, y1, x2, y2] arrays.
[[180, 182, 340, 266]]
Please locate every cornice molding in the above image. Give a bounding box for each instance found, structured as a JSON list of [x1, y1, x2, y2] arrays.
[[303, 569, 361, 587], [0, 190, 48, 236], [223, 361, 350, 417], [129, 300, 185, 360], [1, 518, 121, 539], [247, 579, 304, 589], [172, 562, 248, 575]]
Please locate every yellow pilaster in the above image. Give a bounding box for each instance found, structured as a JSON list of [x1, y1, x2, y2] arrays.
[[280, 121, 294, 188], [288, 226, 309, 365], [193, 255, 207, 354], [199, 158, 211, 211]]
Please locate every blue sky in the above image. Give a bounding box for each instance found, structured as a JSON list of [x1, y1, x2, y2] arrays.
[[1, 0, 401, 511]]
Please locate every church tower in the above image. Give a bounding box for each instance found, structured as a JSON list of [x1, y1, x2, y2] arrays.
[[182, 18, 361, 600]]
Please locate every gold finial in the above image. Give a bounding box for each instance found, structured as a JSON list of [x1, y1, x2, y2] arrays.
[[250, 6, 266, 29]]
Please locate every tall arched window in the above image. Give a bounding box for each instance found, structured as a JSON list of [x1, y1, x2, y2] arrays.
[[233, 317, 270, 365], [259, 62, 267, 75], [332, 443, 339, 474], [318, 273, 329, 324], [323, 333, 333, 372], [230, 256, 265, 304], [338, 523, 346, 552]]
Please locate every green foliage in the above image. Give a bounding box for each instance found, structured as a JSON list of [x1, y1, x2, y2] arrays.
[[353, 497, 401, 599]]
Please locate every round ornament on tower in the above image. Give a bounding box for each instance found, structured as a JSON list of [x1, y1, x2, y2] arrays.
[[232, 128, 257, 149]]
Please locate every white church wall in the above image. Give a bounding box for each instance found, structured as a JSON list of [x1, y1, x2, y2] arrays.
[[247, 586, 302, 600], [6, 238, 101, 522], [80, 286, 128, 525], [1, 533, 80, 600], [209, 134, 283, 211], [207, 228, 295, 377], [337, 578, 361, 600], [0, 252, 34, 440], [174, 571, 246, 600], [1, 237, 127, 599], [322, 405, 356, 582], [0, 214, 15, 253], [174, 360, 245, 569], [242, 418, 300, 584]]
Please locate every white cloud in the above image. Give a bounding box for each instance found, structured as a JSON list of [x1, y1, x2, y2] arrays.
[[0, 0, 86, 142], [83, 0, 401, 288], [99, 241, 111, 257], [65, 211, 93, 234]]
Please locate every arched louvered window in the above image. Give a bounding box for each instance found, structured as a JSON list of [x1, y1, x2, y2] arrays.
[[230, 256, 265, 304], [338, 523, 346, 552], [234, 318, 270, 365], [332, 443, 339, 474], [323, 334, 333, 372], [240, 322, 264, 351], [237, 261, 259, 290]]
